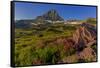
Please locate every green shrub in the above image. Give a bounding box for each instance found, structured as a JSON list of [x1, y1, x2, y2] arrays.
[[35, 45, 59, 64], [15, 46, 35, 66]]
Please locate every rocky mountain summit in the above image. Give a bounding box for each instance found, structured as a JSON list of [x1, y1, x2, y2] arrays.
[[36, 9, 64, 21]]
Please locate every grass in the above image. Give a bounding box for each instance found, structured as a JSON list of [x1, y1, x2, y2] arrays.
[[15, 23, 77, 66]]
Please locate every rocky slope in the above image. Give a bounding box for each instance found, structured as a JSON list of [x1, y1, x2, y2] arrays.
[[73, 23, 96, 50], [53, 23, 97, 63]]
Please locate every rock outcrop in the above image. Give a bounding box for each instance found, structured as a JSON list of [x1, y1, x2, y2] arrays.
[[73, 23, 96, 51], [53, 23, 97, 63]]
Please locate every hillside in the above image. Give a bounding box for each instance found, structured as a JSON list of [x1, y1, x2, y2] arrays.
[[15, 21, 97, 66], [14, 9, 97, 66]]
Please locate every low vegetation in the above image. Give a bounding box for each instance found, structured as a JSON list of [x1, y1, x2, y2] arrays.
[[15, 18, 97, 66]]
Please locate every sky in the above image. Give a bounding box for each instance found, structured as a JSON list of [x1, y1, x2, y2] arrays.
[[15, 2, 97, 20]]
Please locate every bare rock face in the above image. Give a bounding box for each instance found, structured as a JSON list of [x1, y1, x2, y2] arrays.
[[72, 23, 96, 51], [78, 47, 96, 62]]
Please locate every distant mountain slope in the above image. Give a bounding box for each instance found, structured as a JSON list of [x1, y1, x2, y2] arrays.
[[15, 20, 34, 28]]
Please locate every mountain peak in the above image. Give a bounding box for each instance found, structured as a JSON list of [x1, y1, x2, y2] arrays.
[[36, 9, 64, 21], [47, 9, 58, 14]]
